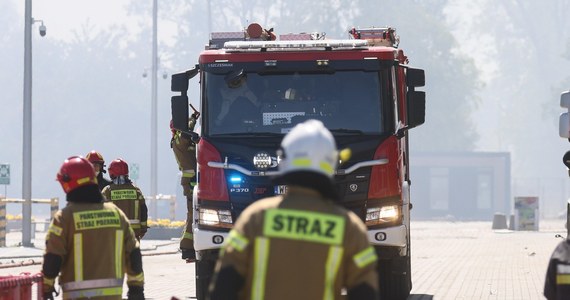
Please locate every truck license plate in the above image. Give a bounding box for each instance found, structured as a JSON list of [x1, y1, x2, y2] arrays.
[[274, 185, 288, 195]]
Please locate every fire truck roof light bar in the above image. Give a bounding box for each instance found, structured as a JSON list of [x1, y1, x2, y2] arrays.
[[207, 158, 388, 176], [224, 40, 368, 50]]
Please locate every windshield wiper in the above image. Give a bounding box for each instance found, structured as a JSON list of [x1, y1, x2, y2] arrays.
[[211, 132, 283, 137], [248, 132, 284, 137], [329, 129, 364, 135]]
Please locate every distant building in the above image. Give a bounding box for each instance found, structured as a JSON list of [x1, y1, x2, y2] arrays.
[[410, 152, 511, 220]]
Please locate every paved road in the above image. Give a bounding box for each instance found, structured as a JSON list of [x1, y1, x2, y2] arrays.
[[0, 220, 565, 299], [408, 221, 562, 300]]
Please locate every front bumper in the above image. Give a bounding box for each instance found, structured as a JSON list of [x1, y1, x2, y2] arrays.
[[194, 224, 407, 250], [367, 224, 407, 247], [194, 227, 228, 251]]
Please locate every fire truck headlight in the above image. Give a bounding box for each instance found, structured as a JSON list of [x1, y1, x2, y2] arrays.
[[199, 208, 233, 228], [366, 205, 399, 225]]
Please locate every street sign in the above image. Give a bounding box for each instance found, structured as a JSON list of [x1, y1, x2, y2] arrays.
[[514, 196, 539, 231], [130, 163, 139, 181], [0, 164, 10, 185]]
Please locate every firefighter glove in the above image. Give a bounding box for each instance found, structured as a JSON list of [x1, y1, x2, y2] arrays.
[[138, 226, 147, 240], [181, 131, 195, 141], [127, 285, 145, 300], [42, 292, 55, 300], [42, 285, 57, 300]]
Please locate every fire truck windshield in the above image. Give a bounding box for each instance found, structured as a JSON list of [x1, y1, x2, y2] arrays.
[[205, 70, 383, 136]]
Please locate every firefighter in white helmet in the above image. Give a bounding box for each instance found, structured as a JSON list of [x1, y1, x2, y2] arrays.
[[209, 119, 379, 300]]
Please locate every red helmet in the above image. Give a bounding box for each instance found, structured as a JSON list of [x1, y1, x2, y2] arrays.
[[56, 156, 98, 193], [108, 158, 129, 178], [85, 150, 105, 165]]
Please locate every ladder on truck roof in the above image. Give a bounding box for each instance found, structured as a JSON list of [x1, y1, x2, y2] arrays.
[[223, 39, 368, 52], [207, 24, 398, 51]]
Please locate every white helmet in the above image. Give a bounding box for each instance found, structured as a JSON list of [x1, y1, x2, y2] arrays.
[[279, 119, 338, 178]]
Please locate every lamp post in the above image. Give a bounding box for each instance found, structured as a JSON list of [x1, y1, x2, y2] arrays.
[[207, 0, 212, 34], [147, 0, 169, 218], [150, 0, 158, 217], [144, 56, 167, 218], [22, 0, 46, 246], [22, 0, 33, 247]]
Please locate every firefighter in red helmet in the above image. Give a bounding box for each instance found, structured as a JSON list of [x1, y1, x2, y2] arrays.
[[85, 150, 112, 191], [42, 156, 145, 300], [102, 158, 149, 240]]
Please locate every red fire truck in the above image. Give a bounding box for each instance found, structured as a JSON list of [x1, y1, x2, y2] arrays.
[[171, 23, 425, 300]]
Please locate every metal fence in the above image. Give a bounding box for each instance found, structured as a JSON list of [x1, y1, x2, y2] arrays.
[[0, 196, 58, 247], [146, 194, 177, 220]]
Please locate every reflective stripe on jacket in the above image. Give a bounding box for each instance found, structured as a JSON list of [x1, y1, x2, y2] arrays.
[[44, 202, 143, 299], [102, 183, 148, 228], [62, 278, 124, 299]]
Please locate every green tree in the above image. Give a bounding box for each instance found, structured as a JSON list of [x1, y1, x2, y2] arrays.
[[359, 0, 481, 151], [446, 0, 570, 180]]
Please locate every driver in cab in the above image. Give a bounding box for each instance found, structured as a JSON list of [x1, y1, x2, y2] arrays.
[[215, 70, 260, 127]]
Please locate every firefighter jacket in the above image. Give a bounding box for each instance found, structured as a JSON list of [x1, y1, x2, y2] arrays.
[[209, 186, 379, 300], [171, 130, 197, 198], [102, 182, 148, 237], [44, 202, 144, 299], [544, 238, 570, 300]]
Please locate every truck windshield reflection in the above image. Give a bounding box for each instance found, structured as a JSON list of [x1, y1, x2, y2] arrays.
[[206, 70, 383, 135]]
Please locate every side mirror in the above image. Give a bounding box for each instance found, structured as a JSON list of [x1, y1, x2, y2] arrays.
[[172, 95, 189, 132], [406, 68, 425, 88], [407, 91, 425, 128], [171, 66, 200, 93], [560, 113, 570, 138], [561, 91, 570, 108]]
